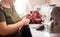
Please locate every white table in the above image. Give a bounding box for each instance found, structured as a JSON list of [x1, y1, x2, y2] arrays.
[[29, 24, 51, 37]]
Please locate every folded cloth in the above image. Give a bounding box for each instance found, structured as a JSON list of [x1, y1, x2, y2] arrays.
[[29, 11, 42, 24]]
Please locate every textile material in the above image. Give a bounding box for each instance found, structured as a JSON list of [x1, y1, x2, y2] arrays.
[[29, 11, 42, 24], [20, 25, 32, 37]]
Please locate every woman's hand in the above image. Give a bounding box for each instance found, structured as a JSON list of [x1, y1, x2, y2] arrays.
[[23, 14, 31, 19], [19, 14, 31, 21], [21, 18, 30, 25]]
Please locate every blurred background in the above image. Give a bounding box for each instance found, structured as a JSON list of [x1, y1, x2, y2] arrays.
[[14, 0, 60, 16]]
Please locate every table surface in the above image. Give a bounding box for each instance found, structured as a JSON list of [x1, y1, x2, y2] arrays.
[[29, 24, 51, 37]]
